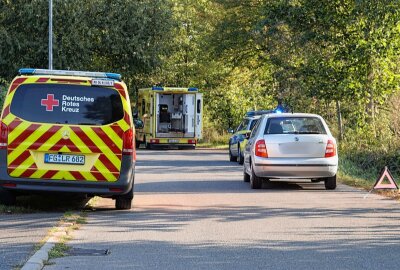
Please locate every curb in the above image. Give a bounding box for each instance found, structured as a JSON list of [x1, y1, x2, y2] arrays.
[[20, 220, 73, 270], [21, 237, 56, 270]]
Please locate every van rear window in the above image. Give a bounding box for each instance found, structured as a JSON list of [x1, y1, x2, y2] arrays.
[[10, 84, 124, 125]]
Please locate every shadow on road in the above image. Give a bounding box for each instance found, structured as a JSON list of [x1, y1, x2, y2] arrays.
[[88, 202, 400, 231], [0, 194, 90, 214], [134, 179, 329, 194], [46, 237, 400, 270]]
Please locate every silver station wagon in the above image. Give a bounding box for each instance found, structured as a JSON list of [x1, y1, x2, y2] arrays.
[[243, 113, 338, 190]]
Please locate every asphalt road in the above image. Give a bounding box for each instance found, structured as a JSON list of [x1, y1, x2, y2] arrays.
[[44, 149, 400, 270], [0, 213, 60, 270], [0, 194, 89, 269]]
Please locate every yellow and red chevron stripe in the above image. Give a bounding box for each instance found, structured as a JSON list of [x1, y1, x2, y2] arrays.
[[1, 75, 133, 182]]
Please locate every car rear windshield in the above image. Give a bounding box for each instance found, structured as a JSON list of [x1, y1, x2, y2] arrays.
[[264, 117, 327, 135], [10, 83, 124, 125]]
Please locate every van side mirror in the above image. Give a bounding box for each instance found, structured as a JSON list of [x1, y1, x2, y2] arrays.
[[134, 119, 144, 129], [244, 131, 251, 139]]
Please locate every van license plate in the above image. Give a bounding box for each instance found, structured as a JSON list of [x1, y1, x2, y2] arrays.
[[169, 139, 179, 143], [44, 154, 85, 165]]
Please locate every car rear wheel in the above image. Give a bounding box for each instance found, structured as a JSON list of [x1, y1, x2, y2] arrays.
[[0, 187, 16, 206], [250, 163, 262, 189], [243, 164, 250, 182], [324, 175, 337, 190], [229, 145, 236, 162], [237, 145, 244, 165]]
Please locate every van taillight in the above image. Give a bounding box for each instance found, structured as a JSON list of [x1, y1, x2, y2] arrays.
[[122, 128, 134, 156], [325, 139, 336, 158], [0, 122, 8, 149], [255, 139, 268, 158]]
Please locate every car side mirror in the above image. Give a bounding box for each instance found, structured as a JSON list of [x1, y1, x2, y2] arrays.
[[244, 131, 251, 139], [134, 119, 144, 129]]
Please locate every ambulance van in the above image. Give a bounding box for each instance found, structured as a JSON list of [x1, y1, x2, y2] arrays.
[[135, 86, 203, 149], [0, 69, 136, 210]]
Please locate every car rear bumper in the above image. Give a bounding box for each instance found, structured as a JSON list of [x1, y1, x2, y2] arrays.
[[253, 157, 338, 179], [0, 152, 135, 197]]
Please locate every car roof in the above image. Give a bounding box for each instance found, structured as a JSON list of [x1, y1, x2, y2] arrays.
[[264, 113, 324, 119], [243, 115, 261, 120]]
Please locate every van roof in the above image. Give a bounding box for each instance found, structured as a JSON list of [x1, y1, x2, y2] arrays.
[[19, 68, 122, 81]]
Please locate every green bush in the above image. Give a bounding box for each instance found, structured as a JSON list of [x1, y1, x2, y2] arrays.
[[339, 126, 400, 183]]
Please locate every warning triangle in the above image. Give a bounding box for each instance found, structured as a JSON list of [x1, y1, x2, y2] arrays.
[[373, 167, 399, 190]]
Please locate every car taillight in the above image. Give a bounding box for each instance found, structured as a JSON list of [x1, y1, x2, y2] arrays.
[[122, 128, 134, 156], [150, 139, 159, 144], [255, 139, 268, 158], [188, 139, 196, 144], [0, 122, 8, 150], [325, 139, 336, 158]]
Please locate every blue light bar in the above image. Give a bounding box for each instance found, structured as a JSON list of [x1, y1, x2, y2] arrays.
[[152, 86, 164, 91], [188, 87, 198, 92], [105, 73, 122, 81], [19, 68, 35, 74], [246, 110, 274, 117], [19, 68, 122, 81]]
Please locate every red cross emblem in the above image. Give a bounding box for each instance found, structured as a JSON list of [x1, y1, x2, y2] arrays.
[[41, 94, 59, 111]]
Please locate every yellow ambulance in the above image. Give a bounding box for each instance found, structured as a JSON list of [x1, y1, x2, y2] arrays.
[[135, 87, 203, 149]]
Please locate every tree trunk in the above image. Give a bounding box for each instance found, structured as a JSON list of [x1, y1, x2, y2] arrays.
[[336, 100, 343, 141]]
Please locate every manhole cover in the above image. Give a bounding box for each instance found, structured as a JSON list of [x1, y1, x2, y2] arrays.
[[65, 248, 110, 256]]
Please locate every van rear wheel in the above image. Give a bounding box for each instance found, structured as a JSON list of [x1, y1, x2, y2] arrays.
[[115, 185, 133, 210], [115, 197, 132, 210], [143, 136, 151, 149], [0, 187, 16, 206]]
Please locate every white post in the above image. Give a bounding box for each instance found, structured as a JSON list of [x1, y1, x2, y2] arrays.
[[49, 0, 53, 70]]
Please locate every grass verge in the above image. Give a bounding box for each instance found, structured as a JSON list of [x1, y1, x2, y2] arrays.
[[0, 204, 35, 214], [45, 211, 88, 262], [197, 142, 228, 149], [1, 194, 92, 214], [48, 243, 71, 260], [338, 157, 400, 201]]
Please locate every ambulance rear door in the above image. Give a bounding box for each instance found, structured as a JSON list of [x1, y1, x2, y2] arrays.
[[183, 94, 195, 137], [195, 93, 203, 139]]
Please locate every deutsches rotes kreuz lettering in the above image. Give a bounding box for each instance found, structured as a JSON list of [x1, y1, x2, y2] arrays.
[[62, 95, 94, 112]]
